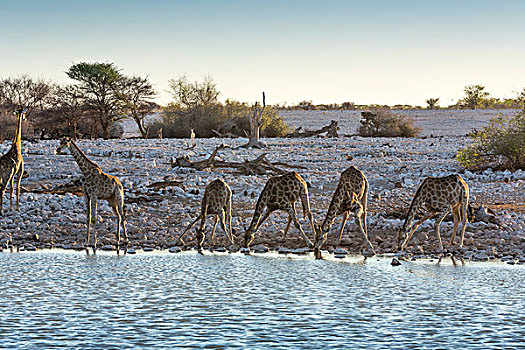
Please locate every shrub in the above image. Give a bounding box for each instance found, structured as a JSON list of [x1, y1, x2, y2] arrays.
[[148, 100, 290, 139], [148, 103, 226, 138], [259, 108, 291, 137], [147, 75, 290, 139], [457, 111, 525, 170], [357, 109, 420, 137]]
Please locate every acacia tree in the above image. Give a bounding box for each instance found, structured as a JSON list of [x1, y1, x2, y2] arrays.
[[121, 75, 158, 138], [462, 84, 489, 109], [66, 62, 126, 139]]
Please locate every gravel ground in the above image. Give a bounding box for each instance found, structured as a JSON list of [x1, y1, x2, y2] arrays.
[[0, 109, 523, 263]]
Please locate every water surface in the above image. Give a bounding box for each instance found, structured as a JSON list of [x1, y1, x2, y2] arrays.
[[1, 251, 523, 349]]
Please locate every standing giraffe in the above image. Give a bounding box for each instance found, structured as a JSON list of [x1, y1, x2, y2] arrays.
[[175, 179, 234, 251], [313, 166, 374, 258], [0, 106, 26, 216], [398, 174, 469, 251], [243, 171, 315, 249], [56, 137, 128, 254]]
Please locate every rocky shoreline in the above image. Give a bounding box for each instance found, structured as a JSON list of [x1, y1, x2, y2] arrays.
[[1, 110, 524, 264]]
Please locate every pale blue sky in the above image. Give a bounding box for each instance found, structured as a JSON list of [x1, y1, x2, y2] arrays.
[[1, 0, 524, 105]]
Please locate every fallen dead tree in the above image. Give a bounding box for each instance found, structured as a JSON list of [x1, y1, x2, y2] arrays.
[[126, 194, 164, 204], [21, 177, 187, 203], [22, 179, 84, 196], [285, 120, 340, 138], [211, 129, 239, 138], [147, 180, 186, 192], [170, 144, 307, 175], [241, 92, 266, 148]]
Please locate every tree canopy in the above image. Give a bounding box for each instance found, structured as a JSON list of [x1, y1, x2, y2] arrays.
[[462, 84, 490, 109], [66, 62, 126, 139]]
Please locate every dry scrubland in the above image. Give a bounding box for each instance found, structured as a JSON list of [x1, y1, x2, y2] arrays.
[[0, 109, 524, 262]]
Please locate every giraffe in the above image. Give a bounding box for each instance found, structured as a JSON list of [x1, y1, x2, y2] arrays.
[[398, 174, 469, 251], [56, 137, 128, 254], [313, 166, 374, 258], [243, 171, 315, 249], [0, 106, 27, 217], [175, 178, 234, 251]]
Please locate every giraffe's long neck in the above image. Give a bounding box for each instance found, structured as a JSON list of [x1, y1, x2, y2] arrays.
[[321, 184, 344, 231], [246, 185, 270, 233], [402, 181, 426, 231], [10, 112, 23, 156], [67, 141, 100, 177]]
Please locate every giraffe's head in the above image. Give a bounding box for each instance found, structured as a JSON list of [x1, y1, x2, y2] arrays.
[[397, 223, 411, 251], [14, 105, 28, 120], [312, 223, 326, 251], [242, 226, 252, 248], [56, 136, 72, 155]]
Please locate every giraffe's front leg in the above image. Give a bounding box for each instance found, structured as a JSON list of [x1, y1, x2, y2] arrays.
[[401, 212, 436, 251], [434, 209, 450, 251], [287, 204, 313, 248], [115, 211, 121, 256], [244, 208, 272, 248], [283, 216, 292, 238], [176, 215, 201, 245], [120, 203, 128, 253], [225, 197, 233, 245], [449, 206, 460, 246], [352, 203, 375, 254], [218, 210, 233, 245], [198, 204, 208, 249], [8, 175, 14, 210], [459, 198, 469, 248], [195, 228, 205, 253], [210, 214, 219, 245], [15, 163, 23, 211], [355, 210, 375, 255], [0, 185, 5, 216], [110, 196, 127, 255], [90, 200, 98, 254], [334, 212, 349, 249], [85, 196, 92, 253], [283, 202, 297, 238], [8, 232, 13, 252]]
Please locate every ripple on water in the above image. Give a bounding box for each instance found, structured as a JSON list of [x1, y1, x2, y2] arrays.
[[0, 251, 524, 349]]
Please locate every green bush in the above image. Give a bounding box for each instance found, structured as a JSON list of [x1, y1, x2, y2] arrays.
[[147, 101, 290, 139], [358, 109, 420, 137], [259, 108, 291, 137], [457, 111, 525, 170], [147, 103, 226, 138], [147, 75, 290, 139]]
